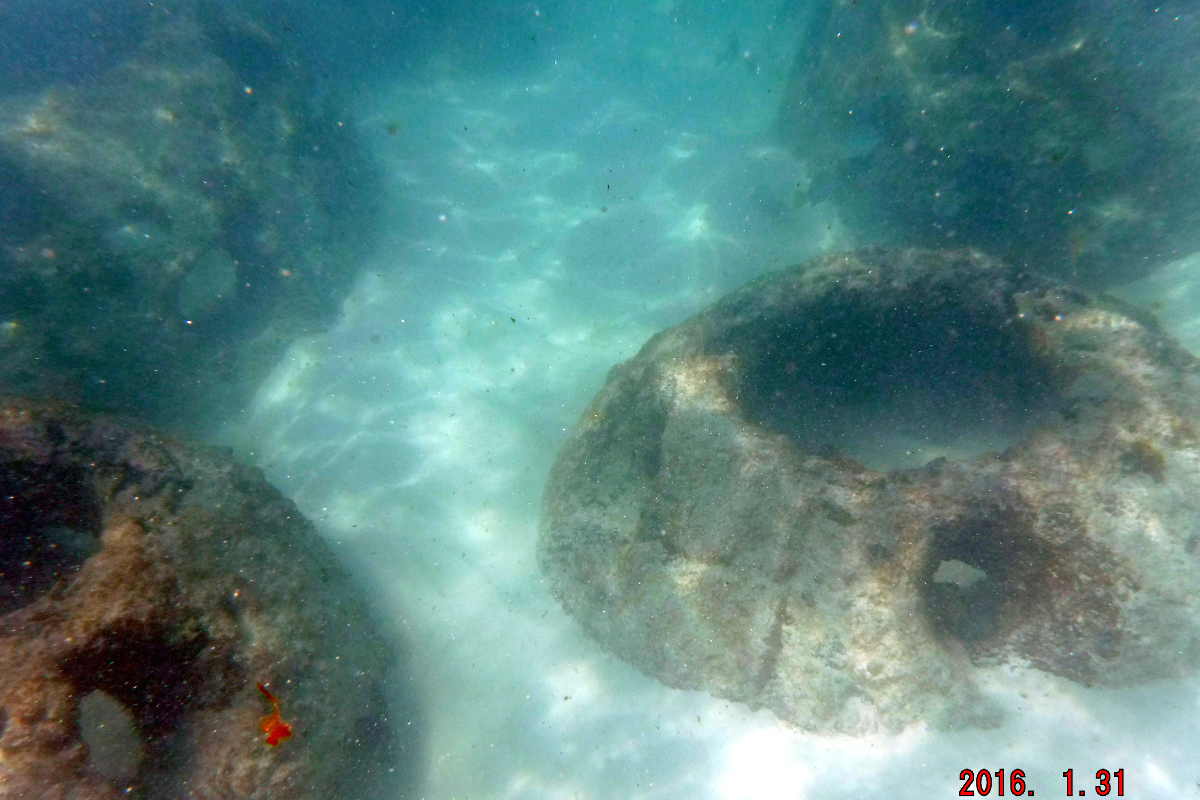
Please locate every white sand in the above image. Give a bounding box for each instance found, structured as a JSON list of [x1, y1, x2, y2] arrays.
[[222, 6, 1200, 797]]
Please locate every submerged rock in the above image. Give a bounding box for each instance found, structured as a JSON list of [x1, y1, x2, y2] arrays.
[[0, 397, 398, 799], [0, 1, 378, 428], [539, 247, 1200, 733], [777, 1, 1200, 286]]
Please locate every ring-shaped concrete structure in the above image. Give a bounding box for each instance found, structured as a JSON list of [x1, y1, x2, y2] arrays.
[[540, 247, 1200, 732]]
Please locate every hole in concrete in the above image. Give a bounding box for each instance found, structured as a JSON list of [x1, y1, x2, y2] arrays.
[[79, 689, 144, 784], [926, 558, 1002, 643], [59, 622, 208, 739], [735, 288, 1064, 470], [921, 501, 1042, 646], [0, 462, 101, 614], [932, 558, 988, 588]]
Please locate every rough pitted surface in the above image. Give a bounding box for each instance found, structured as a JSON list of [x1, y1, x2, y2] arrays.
[[778, 1, 1200, 287], [0, 0, 378, 427], [0, 398, 397, 799], [539, 247, 1200, 733]]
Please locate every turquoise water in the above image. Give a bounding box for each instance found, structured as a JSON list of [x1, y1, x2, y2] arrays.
[[7, 1, 1200, 797], [212, 3, 1200, 798]]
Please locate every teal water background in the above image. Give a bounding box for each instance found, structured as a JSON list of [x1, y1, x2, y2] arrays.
[[10, 0, 1197, 796]]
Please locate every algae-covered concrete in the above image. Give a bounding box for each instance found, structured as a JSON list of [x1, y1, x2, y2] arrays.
[[778, 1, 1200, 287], [0, 0, 378, 428], [0, 397, 400, 799], [540, 247, 1200, 733]]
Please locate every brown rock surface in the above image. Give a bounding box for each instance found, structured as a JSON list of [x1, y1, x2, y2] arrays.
[[539, 247, 1200, 733], [0, 398, 397, 799]]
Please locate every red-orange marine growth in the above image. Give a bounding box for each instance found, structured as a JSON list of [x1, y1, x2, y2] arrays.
[[256, 682, 294, 747]]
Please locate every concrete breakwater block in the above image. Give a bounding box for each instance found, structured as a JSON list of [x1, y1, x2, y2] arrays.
[[539, 247, 1200, 733], [0, 398, 398, 798]]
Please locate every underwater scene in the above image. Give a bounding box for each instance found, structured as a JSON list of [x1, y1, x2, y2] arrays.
[[2, 0, 1200, 798]]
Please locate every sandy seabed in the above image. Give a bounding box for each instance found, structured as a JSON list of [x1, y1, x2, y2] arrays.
[[222, 17, 1200, 798]]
